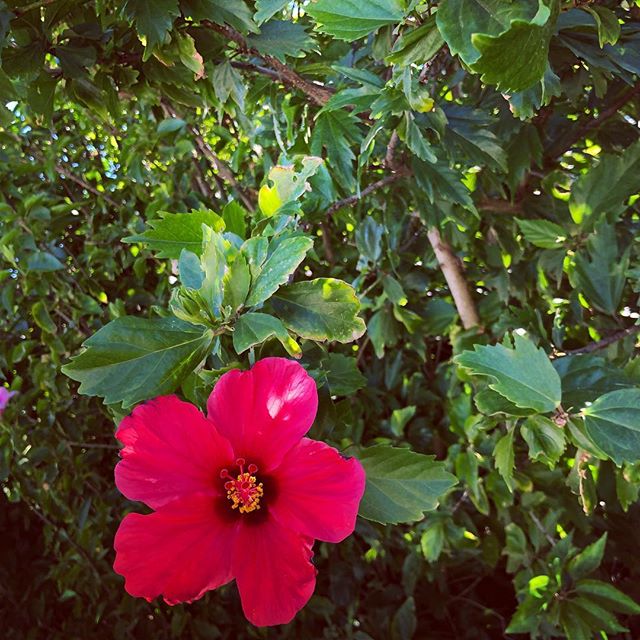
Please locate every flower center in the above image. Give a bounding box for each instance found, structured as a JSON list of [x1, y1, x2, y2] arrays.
[[220, 458, 264, 514]]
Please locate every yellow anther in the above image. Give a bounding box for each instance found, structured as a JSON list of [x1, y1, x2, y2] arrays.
[[225, 471, 264, 514]]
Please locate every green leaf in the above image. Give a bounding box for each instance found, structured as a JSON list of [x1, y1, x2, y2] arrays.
[[259, 157, 323, 215], [181, 0, 257, 33], [585, 6, 621, 48], [582, 389, 640, 464], [247, 21, 315, 62], [178, 249, 204, 289], [470, 0, 558, 92], [61, 317, 213, 407], [323, 353, 367, 396], [420, 520, 445, 562], [399, 112, 437, 163], [356, 445, 458, 524], [211, 61, 246, 108], [386, 18, 444, 66], [272, 278, 366, 343], [199, 228, 228, 318], [31, 301, 57, 334], [124, 0, 179, 52], [515, 218, 566, 249], [455, 333, 561, 413], [123, 210, 224, 259], [368, 307, 399, 358], [569, 140, 640, 223], [575, 579, 640, 615], [391, 597, 417, 640], [390, 406, 416, 437], [568, 533, 607, 580], [436, 0, 539, 65], [355, 216, 384, 264], [222, 254, 250, 310], [306, 0, 405, 41], [245, 236, 313, 307], [571, 225, 627, 315], [311, 110, 362, 191], [412, 158, 476, 212], [520, 415, 566, 467], [475, 388, 535, 416], [233, 312, 300, 357], [26, 251, 65, 272], [157, 117, 186, 136], [254, 0, 288, 24], [221, 201, 248, 239], [494, 427, 515, 491]]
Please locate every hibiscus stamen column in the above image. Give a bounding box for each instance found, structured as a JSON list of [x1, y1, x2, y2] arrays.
[[220, 458, 264, 514]]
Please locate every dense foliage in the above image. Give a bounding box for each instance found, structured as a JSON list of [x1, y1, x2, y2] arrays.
[[2, 0, 640, 637]]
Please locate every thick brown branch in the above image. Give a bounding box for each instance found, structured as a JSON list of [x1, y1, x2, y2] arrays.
[[325, 169, 410, 216], [427, 228, 480, 330], [202, 22, 332, 107], [558, 325, 640, 357]]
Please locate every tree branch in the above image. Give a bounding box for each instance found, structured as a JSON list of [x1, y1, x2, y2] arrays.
[[202, 21, 333, 107], [325, 169, 410, 216], [427, 228, 480, 330], [547, 82, 640, 160], [557, 325, 640, 356]]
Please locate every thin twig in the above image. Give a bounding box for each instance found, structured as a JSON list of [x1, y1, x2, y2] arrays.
[[325, 170, 410, 216], [529, 512, 555, 547], [427, 228, 480, 330], [67, 441, 119, 450], [54, 164, 119, 208], [547, 82, 640, 159], [24, 499, 101, 578]]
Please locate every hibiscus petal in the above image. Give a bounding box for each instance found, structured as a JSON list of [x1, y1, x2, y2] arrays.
[[115, 395, 234, 509], [113, 494, 238, 605], [270, 438, 365, 543], [233, 516, 316, 627], [207, 358, 318, 470]]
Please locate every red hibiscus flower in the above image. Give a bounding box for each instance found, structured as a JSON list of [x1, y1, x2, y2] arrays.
[[113, 357, 366, 626]]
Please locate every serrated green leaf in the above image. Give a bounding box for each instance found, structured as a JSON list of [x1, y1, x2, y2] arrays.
[[470, 0, 558, 92], [475, 388, 535, 416], [521, 415, 566, 467], [233, 312, 300, 357], [181, 0, 257, 33], [568, 533, 607, 580], [245, 236, 313, 307], [123, 210, 224, 259], [569, 140, 640, 223], [582, 389, 640, 464], [455, 333, 561, 413], [272, 278, 366, 343], [124, 0, 179, 51], [323, 353, 367, 396], [575, 579, 640, 615], [254, 0, 288, 23], [61, 317, 213, 407], [436, 0, 539, 65], [516, 218, 566, 249], [585, 5, 621, 48], [248, 21, 315, 62], [356, 445, 458, 524], [306, 0, 405, 41]]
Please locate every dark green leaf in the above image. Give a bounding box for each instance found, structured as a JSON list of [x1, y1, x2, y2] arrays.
[[272, 278, 366, 343], [357, 445, 458, 524], [61, 317, 213, 407]]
